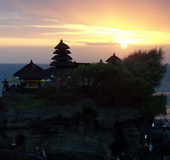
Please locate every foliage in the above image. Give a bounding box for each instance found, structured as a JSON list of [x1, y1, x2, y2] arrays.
[[36, 83, 83, 106], [123, 48, 167, 93], [65, 48, 167, 115], [1, 91, 56, 109], [143, 94, 167, 116], [122, 48, 167, 115], [18, 99, 56, 109], [68, 63, 148, 108], [34, 48, 167, 115]]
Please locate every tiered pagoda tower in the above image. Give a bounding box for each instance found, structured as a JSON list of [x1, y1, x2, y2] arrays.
[[50, 39, 74, 68]]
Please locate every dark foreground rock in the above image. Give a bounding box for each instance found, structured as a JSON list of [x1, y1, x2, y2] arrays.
[[0, 99, 142, 160], [0, 149, 41, 160]]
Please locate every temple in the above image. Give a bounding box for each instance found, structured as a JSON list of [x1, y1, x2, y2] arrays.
[[50, 39, 74, 68], [13, 60, 48, 88], [46, 39, 76, 76], [106, 53, 122, 65], [2, 40, 122, 92]]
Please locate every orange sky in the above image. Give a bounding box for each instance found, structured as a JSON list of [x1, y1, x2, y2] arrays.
[[0, 0, 170, 63]]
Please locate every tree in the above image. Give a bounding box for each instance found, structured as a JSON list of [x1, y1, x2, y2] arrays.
[[35, 48, 167, 115], [68, 48, 167, 115], [123, 48, 167, 93], [123, 48, 167, 115], [69, 63, 149, 108]]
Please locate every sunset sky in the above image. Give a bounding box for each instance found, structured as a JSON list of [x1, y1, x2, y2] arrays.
[[0, 0, 170, 64]]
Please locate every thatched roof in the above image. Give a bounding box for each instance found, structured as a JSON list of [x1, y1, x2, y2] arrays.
[[52, 54, 73, 61], [50, 61, 74, 67], [55, 39, 70, 50], [13, 60, 48, 79], [106, 53, 122, 64], [53, 50, 71, 55]]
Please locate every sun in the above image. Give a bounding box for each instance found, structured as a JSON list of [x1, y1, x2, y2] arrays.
[[119, 40, 128, 49], [120, 42, 128, 49], [115, 39, 129, 49]]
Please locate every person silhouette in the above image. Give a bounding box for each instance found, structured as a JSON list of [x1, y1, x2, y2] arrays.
[[41, 147, 47, 159]]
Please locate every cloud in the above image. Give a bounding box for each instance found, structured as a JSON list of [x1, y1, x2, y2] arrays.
[[0, 0, 170, 63], [1, 0, 170, 31], [0, 0, 170, 46], [78, 41, 119, 47]]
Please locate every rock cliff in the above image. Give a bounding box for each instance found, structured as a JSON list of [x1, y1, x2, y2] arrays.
[[0, 99, 141, 160]]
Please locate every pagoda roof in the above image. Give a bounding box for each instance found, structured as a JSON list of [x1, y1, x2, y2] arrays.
[[55, 39, 70, 50], [50, 61, 74, 67], [106, 53, 122, 64], [52, 54, 73, 61], [13, 60, 48, 79], [53, 50, 71, 54]]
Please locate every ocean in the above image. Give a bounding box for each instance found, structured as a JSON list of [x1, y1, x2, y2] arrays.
[[0, 63, 170, 109]]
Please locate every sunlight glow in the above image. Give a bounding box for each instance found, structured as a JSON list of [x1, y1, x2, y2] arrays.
[[1, 0, 170, 64], [116, 39, 129, 49], [120, 43, 128, 49], [28, 24, 170, 46], [1, 24, 170, 47]]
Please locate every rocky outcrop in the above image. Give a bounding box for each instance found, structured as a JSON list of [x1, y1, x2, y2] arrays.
[[0, 99, 141, 160]]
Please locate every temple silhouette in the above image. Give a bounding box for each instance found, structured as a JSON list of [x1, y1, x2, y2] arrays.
[[2, 39, 122, 91]]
